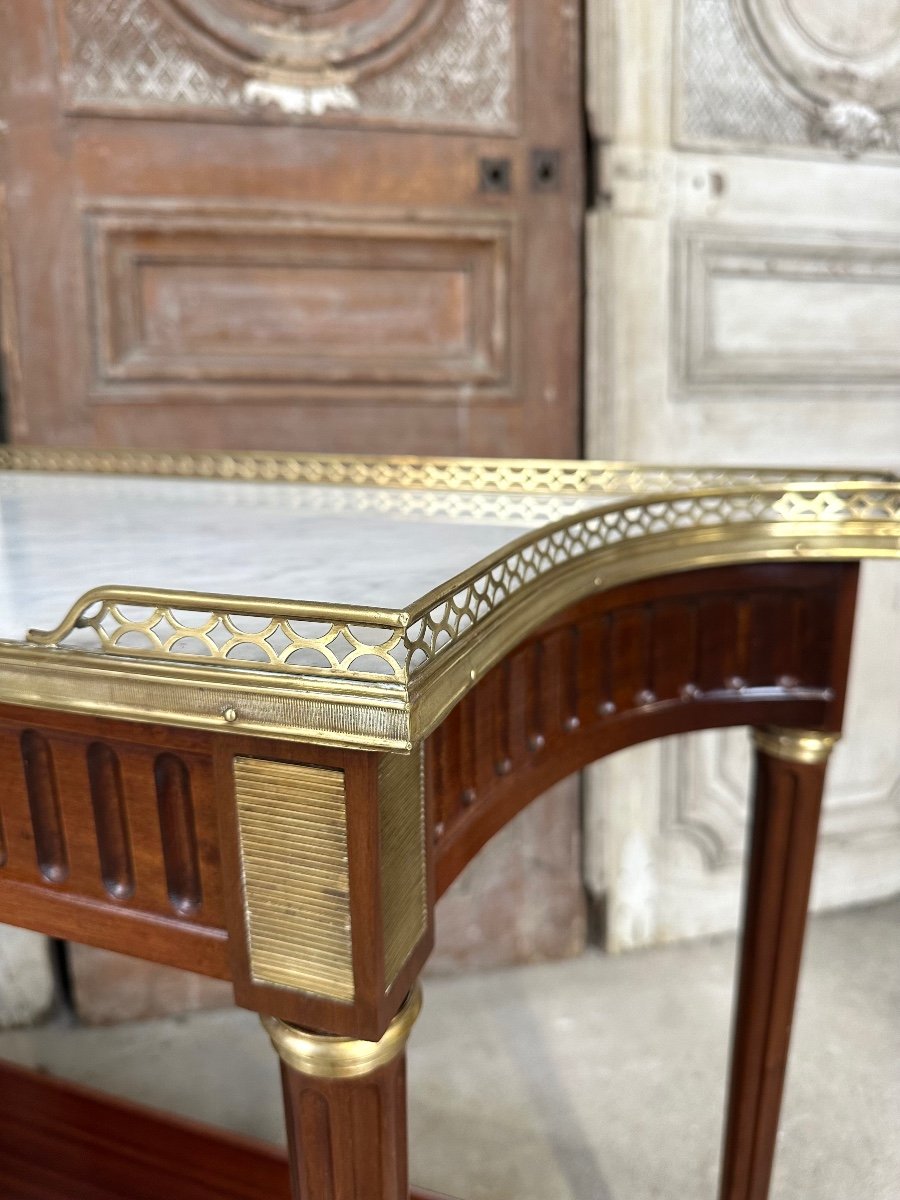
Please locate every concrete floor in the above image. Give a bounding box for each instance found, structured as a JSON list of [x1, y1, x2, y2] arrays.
[[0, 899, 897, 1199]]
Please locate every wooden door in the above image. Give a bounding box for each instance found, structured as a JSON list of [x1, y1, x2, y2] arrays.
[[0, 1, 583, 456]]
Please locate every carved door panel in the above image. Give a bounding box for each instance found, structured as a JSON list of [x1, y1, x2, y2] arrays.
[[586, 0, 900, 949], [0, 1, 583, 456]]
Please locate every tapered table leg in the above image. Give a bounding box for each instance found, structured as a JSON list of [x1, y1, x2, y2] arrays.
[[263, 985, 422, 1200], [719, 727, 839, 1200]]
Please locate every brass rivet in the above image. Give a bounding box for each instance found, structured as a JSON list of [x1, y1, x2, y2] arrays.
[[594, 575, 603, 587], [223, 707, 238, 723], [469, 668, 477, 682]]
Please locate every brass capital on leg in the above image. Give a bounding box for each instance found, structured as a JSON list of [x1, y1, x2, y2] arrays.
[[751, 726, 840, 766], [262, 984, 422, 1081]]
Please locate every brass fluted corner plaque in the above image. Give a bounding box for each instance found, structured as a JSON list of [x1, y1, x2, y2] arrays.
[[379, 746, 426, 989], [234, 757, 354, 1002]]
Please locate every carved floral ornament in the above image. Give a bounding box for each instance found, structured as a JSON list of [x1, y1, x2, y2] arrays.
[[734, 0, 900, 155]]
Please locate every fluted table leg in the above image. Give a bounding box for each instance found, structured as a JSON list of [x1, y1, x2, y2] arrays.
[[719, 727, 840, 1200], [263, 985, 422, 1200]]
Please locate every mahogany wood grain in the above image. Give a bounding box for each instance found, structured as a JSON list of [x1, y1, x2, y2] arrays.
[[719, 743, 835, 1200], [0, 883, 229, 980], [280, 1056, 410, 1200], [0, 705, 228, 975], [0, 1061, 454, 1200], [428, 563, 857, 896], [0, 1060, 290, 1200]]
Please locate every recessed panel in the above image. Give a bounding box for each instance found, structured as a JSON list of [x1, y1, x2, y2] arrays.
[[676, 225, 900, 391], [138, 264, 469, 360], [87, 205, 512, 401]]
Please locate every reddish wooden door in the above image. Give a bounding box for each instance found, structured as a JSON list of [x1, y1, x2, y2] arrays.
[[0, 1, 583, 455]]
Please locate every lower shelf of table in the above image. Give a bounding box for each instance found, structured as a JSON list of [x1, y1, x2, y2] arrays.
[[0, 1060, 452, 1200]]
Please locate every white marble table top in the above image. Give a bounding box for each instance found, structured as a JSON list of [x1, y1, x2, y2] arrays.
[[0, 455, 895, 745], [0, 471, 612, 643]]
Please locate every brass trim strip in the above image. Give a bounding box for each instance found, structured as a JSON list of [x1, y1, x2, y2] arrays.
[[0, 643, 413, 750], [752, 727, 841, 766], [262, 984, 423, 1080], [0, 444, 893, 494], [379, 747, 427, 988]]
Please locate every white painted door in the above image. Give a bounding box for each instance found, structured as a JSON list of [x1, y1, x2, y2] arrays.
[[585, 0, 900, 949]]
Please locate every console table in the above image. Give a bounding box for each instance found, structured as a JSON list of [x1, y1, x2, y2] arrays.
[[0, 447, 896, 1200]]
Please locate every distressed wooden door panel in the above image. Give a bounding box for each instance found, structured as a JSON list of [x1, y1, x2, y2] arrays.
[[0, 1, 583, 456]]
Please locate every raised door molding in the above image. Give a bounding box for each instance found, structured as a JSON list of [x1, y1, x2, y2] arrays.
[[85, 202, 513, 406], [673, 223, 900, 398]]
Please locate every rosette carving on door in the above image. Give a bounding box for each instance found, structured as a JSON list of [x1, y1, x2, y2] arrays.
[[735, 0, 900, 154]]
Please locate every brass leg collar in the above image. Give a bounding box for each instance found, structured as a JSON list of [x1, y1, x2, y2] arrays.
[[752, 727, 840, 766], [262, 984, 422, 1081]]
